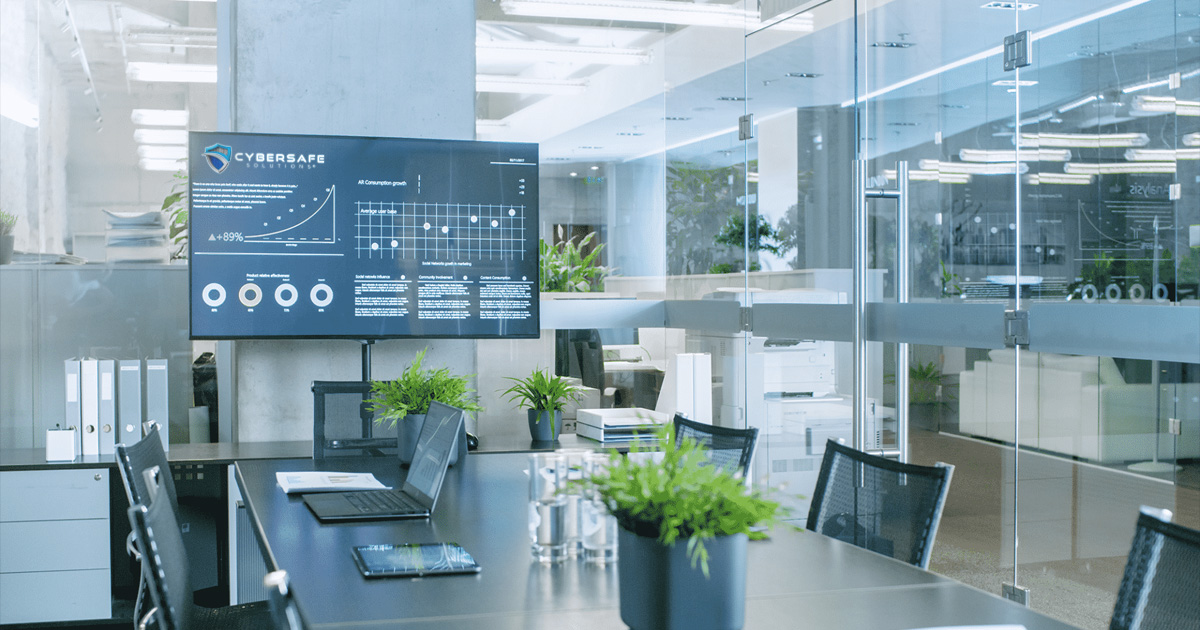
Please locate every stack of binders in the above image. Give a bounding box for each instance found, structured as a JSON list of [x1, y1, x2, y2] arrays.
[[65, 358, 170, 456]]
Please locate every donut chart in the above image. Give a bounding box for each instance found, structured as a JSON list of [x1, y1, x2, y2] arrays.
[[239, 283, 263, 307], [310, 283, 334, 308], [202, 283, 227, 307], [275, 283, 299, 307]]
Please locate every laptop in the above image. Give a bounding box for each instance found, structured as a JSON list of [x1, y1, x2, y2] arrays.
[[303, 400, 465, 521]]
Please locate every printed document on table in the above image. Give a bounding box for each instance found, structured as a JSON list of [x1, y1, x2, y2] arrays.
[[276, 472, 390, 494]]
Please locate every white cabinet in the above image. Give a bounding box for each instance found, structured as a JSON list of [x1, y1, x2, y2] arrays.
[[0, 468, 111, 624]]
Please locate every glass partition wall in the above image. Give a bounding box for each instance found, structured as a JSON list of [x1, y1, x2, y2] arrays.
[[2, 1, 1196, 627]]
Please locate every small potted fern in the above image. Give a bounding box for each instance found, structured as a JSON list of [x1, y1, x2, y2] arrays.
[[366, 349, 482, 464], [579, 424, 783, 630], [500, 368, 583, 441], [0, 210, 17, 265]]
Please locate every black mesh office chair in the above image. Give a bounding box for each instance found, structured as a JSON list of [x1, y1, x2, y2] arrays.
[[128, 495, 270, 630], [264, 570, 310, 630], [1110, 506, 1200, 630], [312, 381, 396, 459], [672, 414, 759, 478], [116, 424, 179, 625], [806, 439, 953, 569]]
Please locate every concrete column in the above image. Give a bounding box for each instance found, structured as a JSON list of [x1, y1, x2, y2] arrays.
[[222, 0, 478, 441]]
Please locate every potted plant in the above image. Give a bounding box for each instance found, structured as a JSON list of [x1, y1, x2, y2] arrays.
[[500, 368, 584, 441], [0, 210, 17, 265], [908, 360, 954, 431], [161, 170, 189, 261], [579, 424, 783, 630], [366, 348, 483, 464], [539, 227, 612, 293]]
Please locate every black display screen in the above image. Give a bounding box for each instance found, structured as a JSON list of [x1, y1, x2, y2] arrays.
[[188, 131, 539, 339]]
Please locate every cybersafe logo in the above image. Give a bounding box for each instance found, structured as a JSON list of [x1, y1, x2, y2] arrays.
[[204, 143, 233, 173]]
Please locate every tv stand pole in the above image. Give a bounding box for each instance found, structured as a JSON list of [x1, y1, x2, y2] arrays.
[[360, 339, 375, 438]]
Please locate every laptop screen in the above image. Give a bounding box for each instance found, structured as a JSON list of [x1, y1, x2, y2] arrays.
[[402, 400, 464, 510]]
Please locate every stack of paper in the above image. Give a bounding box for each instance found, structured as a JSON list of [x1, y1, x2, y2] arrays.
[[104, 210, 169, 262], [275, 472, 389, 494]]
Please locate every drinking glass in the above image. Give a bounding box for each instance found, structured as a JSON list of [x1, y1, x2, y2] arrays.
[[528, 453, 568, 563], [556, 448, 590, 557], [580, 451, 618, 564]]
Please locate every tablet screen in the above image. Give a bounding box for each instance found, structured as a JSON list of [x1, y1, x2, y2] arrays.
[[351, 543, 481, 578]]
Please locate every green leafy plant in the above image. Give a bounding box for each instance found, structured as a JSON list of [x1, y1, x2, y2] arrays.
[[366, 348, 483, 428], [500, 368, 584, 436], [577, 424, 784, 577], [162, 170, 189, 260], [713, 212, 783, 257], [940, 261, 961, 298], [539, 228, 612, 292], [0, 211, 16, 236]]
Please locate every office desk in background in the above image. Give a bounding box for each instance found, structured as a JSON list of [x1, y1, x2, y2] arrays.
[[236, 453, 1078, 630]]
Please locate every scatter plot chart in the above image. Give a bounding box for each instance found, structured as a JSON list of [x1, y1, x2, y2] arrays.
[[354, 202, 527, 260]]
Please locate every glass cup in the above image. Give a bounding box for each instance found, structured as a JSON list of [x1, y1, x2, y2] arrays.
[[528, 453, 568, 563], [580, 451, 618, 564], [556, 448, 591, 557]]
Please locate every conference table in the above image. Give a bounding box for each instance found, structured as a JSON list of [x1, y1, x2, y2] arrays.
[[236, 452, 1078, 629]]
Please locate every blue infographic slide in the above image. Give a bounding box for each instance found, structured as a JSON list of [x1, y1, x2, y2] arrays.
[[188, 131, 539, 339]]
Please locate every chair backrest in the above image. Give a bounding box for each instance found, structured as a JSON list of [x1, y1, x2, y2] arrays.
[[264, 570, 309, 630], [116, 424, 178, 511], [128, 495, 194, 630], [312, 381, 397, 459], [1110, 506, 1200, 630], [672, 414, 759, 478], [806, 439, 953, 569]]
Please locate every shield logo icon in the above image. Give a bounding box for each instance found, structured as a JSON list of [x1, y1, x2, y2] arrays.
[[203, 143, 233, 174]]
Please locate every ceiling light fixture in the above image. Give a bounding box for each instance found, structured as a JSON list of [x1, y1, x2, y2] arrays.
[[992, 79, 1039, 87], [127, 62, 217, 83], [0, 84, 38, 127], [134, 129, 188, 145], [498, 0, 813, 31], [980, 2, 1039, 10], [130, 109, 189, 126], [960, 148, 1072, 162], [476, 75, 588, 95], [1183, 132, 1200, 147], [843, 0, 1152, 107], [1019, 132, 1150, 148], [137, 145, 188, 160], [872, 41, 914, 49], [885, 169, 971, 184], [1025, 173, 1094, 185], [919, 159, 1029, 175], [1131, 95, 1200, 117], [1057, 94, 1100, 113], [1121, 78, 1171, 94], [1124, 148, 1200, 161], [476, 40, 651, 66], [786, 72, 822, 79], [1063, 161, 1177, 175]]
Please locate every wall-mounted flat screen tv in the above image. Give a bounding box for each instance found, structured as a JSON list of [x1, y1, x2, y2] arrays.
[[188, 131, 539, 339]]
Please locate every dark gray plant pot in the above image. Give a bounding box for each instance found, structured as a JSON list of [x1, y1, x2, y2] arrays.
[[617, 528, 747, 630], [397, 413, 463, 467], [527, 409, 562, 442]]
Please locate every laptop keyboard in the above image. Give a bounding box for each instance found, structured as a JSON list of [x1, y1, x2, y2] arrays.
[[345, 490, 424, 514]]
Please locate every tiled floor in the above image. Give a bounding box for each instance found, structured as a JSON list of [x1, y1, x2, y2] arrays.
[[912, 429, 1199, 630]]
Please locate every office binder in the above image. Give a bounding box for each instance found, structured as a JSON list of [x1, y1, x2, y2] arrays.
[[80, 359, 100, 456], [118, 360, 143, 445], [98, 360, 117, 455], [64, 360, 82, 454], [146, 359, 169, 451]]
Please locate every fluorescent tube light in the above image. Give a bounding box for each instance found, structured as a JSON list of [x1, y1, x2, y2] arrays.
[[477, 40, 651, 66], [885, 169, 971, 184], [476, 75, 588, 95], [1131, 95, 1200, 117], [960, 148, 1071, 162], [127, 62, 217, 83], [130, 108, 189, 126], [134, 129, 189, 145], [499, 0, 813, 31], [1025, 173, 1093, 185], [1183, 133, 1200, 147], [980, 2, 1039, 9], [842, 0, 1152, 107], [918, 159, 1029, 175], [1124, 148, 1200, 161], [1019, 132, 1149, 148], [0, 84, 38, 127], [1057, 95, 1100, 113], [139, 158, 187, 171], [1063, 161, 1176, 175], [137, 145, 188, 160], [1122, 78, 1171, 94], [992, 79, 1039, 87]]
